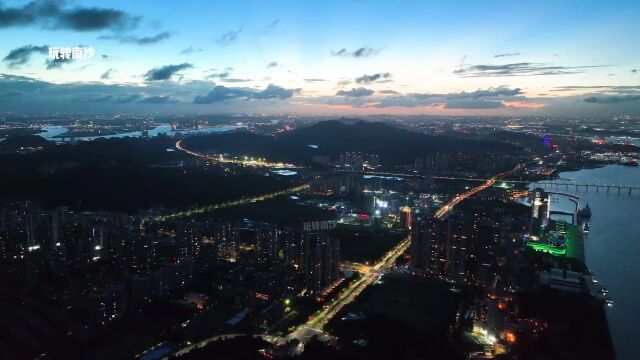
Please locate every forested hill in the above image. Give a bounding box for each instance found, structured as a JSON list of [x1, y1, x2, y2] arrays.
[[182, 120, 521, 165]]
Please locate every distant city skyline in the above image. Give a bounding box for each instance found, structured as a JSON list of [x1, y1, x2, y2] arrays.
[[1, 0, 639, 116]]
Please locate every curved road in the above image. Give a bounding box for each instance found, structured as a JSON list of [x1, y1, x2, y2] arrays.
[[146, 140, 309, 223], [176, 140, 296, 168]]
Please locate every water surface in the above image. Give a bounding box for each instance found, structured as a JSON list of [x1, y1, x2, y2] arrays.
[[529, 165, 640, 360]]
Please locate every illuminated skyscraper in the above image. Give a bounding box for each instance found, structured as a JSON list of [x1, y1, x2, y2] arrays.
[[411, 212, 501, 287], [530, 188, 550, 236], [410, 216, 448, 277], [400, 206, 412, 229], [301, 232, 340, 293]]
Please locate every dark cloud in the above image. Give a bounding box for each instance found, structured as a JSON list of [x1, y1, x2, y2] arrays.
[[76, 94, 113, 103], [584, 95, 640, 104], [206, 67, 233, 79], [0, 73, 48, 82], [493, 52, 521, 58], [366, 96, 430, 108], [45, 57, 72, 70], [180, 46, 202, 55], [355, 72, 392, 84], [303, 78, 328, 82], [114, 94, 141, 103], [0, 74, 218, 112], [331, 49, 348, 56], [357, 86, 523, 108], [331, 47, 379, 58], [552, 85, 611, 91], [552, 85, 640, 95], [193, 84, 298, 104], [266, 61, 278, 68], [444, 99, 505, 109], [404, 86, 522, 101], [206, 69, 232, 80], [0, 0, 140, 31], [216, 29, 242, 46], [138, 95, 179, 104], [251, 84, 299, 100], [336, 87, 374, 97], [353, 47, 379, 57], [455, 87, 523, 99], [1, 73, 638, 115], [101, 54, 109, 59], [144, 63, 193, 81], [193, 86, 251, 104], [58, 9, 138, 31], [100, 68, 113, 80], [126, 32, 172, 45], [74, 93, 146, 104], [0, 74, 51, 97], [378, 89, 399, 94], [632, 69, 638, 74], [265, 19, 280, 31], [219, 78, 252, 83], [454, 62, 609, 77], [100, 32, 172, 45], [2, 44, 48, 68]]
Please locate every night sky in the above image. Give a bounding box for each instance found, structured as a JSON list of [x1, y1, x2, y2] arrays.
[[1, 0, 639, 115]]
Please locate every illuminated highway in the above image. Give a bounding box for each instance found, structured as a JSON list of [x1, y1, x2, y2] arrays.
[[153, 183, 309, 222], [434, 164, 524, 219], [176, 140, 296, 168], [433, 176, 640, 190], [147, 140, 308, 224], [287, 236, 411, 342], [168, 334, 279, 359]]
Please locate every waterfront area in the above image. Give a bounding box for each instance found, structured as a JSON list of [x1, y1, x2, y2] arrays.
[[529, 165, 640, 360]]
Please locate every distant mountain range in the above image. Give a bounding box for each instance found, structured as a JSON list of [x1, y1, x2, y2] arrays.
[[183, 120, 520, 165]]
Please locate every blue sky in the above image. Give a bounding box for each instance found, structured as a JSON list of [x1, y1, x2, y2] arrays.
[[1, 0, 639, 116]]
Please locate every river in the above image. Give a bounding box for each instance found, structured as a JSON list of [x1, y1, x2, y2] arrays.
[[38, 124, 243, 141], [529, 165, 640, 360]]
